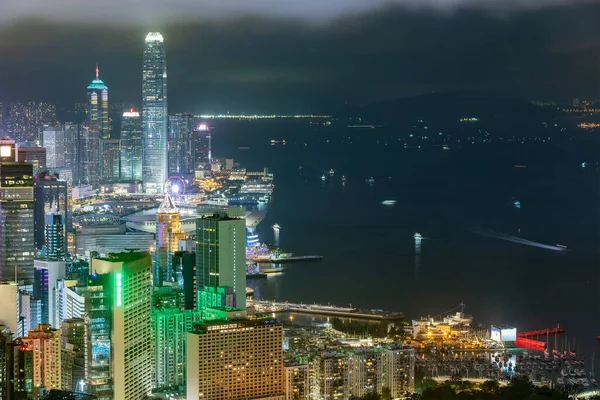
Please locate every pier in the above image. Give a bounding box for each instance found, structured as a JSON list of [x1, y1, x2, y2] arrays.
[[253, 255, 323, 263], [251, 300, 403, 321]]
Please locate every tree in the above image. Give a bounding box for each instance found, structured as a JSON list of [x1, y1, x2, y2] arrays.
[[381, 387, 392, 400], [480, 380, 500, 394]]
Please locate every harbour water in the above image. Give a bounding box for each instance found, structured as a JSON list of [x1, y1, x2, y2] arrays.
[[211, 120, 600, 365]]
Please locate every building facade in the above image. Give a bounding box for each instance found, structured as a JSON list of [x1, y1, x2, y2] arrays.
[[100, 139, 120, 183], [142, 32, 168, 194], [168, 114, 193, 178], [33, 172, 69, 250], [87, 65, 110, 140], [284, 363, 310, 400], [78, 124, 100, 186], [119, 112, 142, 181]]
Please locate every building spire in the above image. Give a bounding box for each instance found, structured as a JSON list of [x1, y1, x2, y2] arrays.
[[96, 63, 99, 80]]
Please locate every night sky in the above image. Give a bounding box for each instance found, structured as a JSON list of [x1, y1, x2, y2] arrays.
[[0, 0, 599, 113]]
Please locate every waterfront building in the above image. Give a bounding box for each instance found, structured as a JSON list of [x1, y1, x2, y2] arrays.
[[381, 346, 415, 396], [33, 260, 66, 327], [21, 324, 62, 391], [152, 307, 201, 389], [87, 65, 110, 140], [100, 139, 120, 183], [119, 111, 142, 181], [168, 114, 194, 178], [0, 160, 35, 281], [17, 147, 46, 174], [186, 313, 284, 400], [0, 282, 19, 337], [311, 355, 348, 400], [195, 212, 246, 309], [45, 212, 66, 260], [347, 348, 382, 397], [78, 124, 100, 186], [155, 193, 185, 286], [142, 32, 168, 194], [88, 252, 153, 400], [284, 363, 310, 400], [192, 124, 211, 171], [43, 127, 66, 168], [34, 171, 69, 250]]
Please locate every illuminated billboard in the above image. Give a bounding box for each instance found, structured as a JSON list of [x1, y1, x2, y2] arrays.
[[491, 325, 517, 342], [0, 145, 12, 158]]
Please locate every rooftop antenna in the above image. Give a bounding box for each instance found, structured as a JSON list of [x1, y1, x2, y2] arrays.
[[96, 63, 99, 80]]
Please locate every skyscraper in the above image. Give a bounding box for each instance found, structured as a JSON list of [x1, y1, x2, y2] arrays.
[[78, 124, 100, 186], [45, 212, 66, 259], [43, 127, 66, 168], [17, 147, 46, 174], [63, 123, 79, 180], [89, 252, 153, 400], [186, 314, 284, 400], [120, 111, 143, 181], [21, 324, 62, 391], [155, 193, 185, 286], [33, 259, 65, 327], [195, 212, 246, 310], [284, 363, 310, 400], [33, 172, 68, 250], [87, 65, 110, 140], [100, 139, 120, 183], [168, 114, 193, 178], [192, 124, 211, 171], [0, 156, 35, 282], [142, 32, 168, 194]]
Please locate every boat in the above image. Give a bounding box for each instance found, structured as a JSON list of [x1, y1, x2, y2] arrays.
[[263, 268, 283, 274], [246, 272, 267, 279], [414, 232, 423, 239], [381, 200, 397, 205], [366, 177, 375, 185], [321, 174, 326, 182], [329, 169, 335, 176], [341, 175, 347, 182], [272, 223, 281, 230]]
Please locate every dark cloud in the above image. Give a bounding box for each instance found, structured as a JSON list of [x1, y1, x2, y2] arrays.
[[0, 2, 598, 113]]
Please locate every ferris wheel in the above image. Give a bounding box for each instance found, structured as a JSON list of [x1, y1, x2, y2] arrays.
[[164, 176, 186, 201]]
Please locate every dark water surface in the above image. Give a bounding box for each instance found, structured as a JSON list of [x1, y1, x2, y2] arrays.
[[211, 120, 600, 360]]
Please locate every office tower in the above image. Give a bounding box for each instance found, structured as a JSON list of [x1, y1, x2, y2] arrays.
[[43, 127, 66, 168], [21, 324, 62, 391], [89, 252, 153, 400], [381, 346, 415, 396], [172, 251, 196, 310], [347, 348, 382, 397], [192, 124, 211, 171], [61, 318, 87, 391], [33, 260, 66, 327], [152, 307, 201, 389], [78, 124, 100, 186], [6, 102, 29, 143], [311, 355, 348, 400], [55, 281, 85, 325], [17, 147, 46, 174], [196, 212, 246, 309], [0, 161, 34, 282], [64, 123, 79, 180], [0, 282, 19, 337], [186, 315, 284, 400], [87, 65, 110, 140], [28, 102, 57, 143], [19, 290, 42, 335], [100, 139, 120, 183], [45, 213, 66, 259], [142, 32, 168, 194], [33, 172, 68, 250], [120, 112, 142, 181], [155, 193, 185, 286], [168, 114, 193, 177], [0, 325, 13, 400], [284, 363, 310, 400]]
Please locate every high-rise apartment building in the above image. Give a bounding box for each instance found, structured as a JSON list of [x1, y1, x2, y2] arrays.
[[381, 346, 415, 396], [120, 112, 143, 181], [100, 139, 120, 183], [33, 171, 68, 250], [61, 318, 87, 391], [311, 355, 348, 400], [168, 114, 193, 177], [0, 158, 35, 282], [21, 324, 62, 391], [6, 102, 29, 143], [89, 252, 153, 400], [347, 348, 382, 397], [28, 102, 57, 143], [152, 307, 201, 389], [142, 32, 168, 194], [78, 124, 100, 186], [155, 193, 185, 286], [43, 127, 66, 168], [87, 65, 110, 140], [195, 212, 246, 309], [284, 363, 310, 400], [186, 314, 284, 400], [0, 282, 19, 337], [192, 124, 211, 171]]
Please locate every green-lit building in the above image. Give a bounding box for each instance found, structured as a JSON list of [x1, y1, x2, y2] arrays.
[[195, 212, 246, 310]]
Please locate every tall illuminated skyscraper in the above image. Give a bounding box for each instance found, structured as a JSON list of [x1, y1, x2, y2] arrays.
[[87, 64, 110, 140], [192, 124, 211, 171], [142, 32, 168, 194], [154, 193, 184, 286], [120, 111, 143, 181], [168, 114, 193, 178]]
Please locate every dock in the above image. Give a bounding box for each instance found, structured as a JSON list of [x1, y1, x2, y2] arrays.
[[252, 300, 403, 321], [253, 255, 323, 263]]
